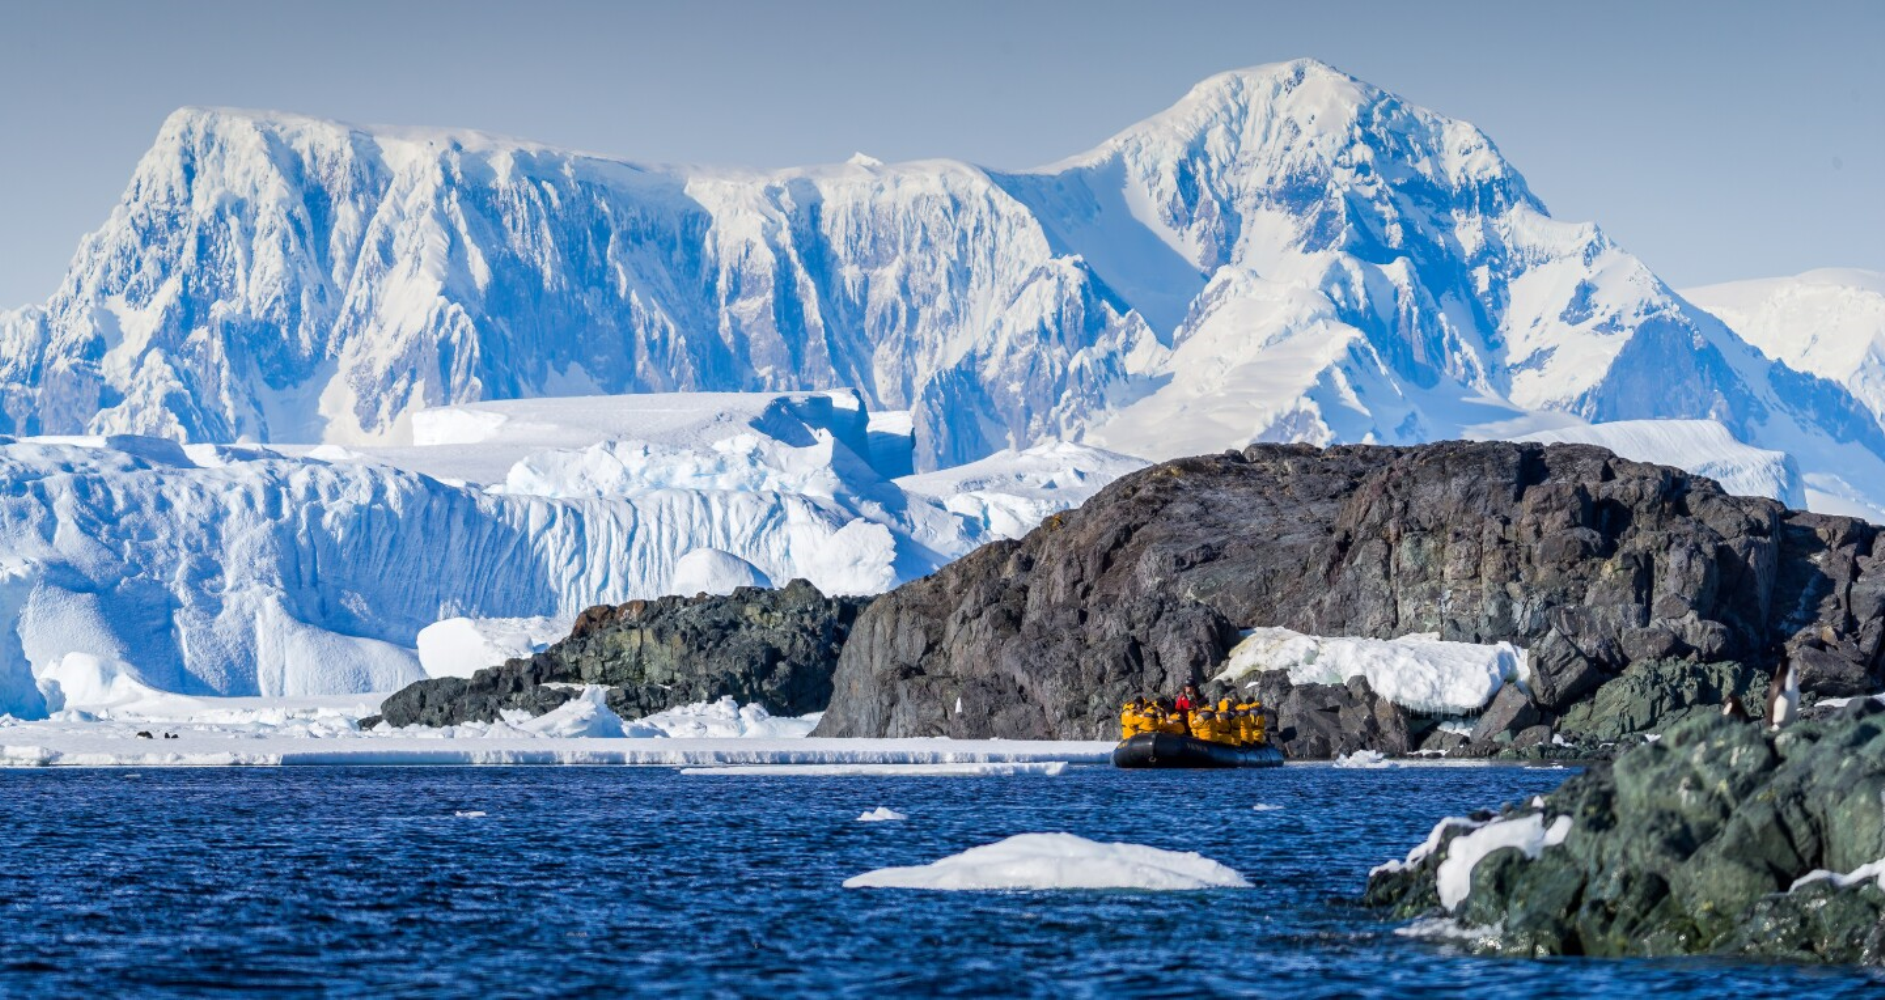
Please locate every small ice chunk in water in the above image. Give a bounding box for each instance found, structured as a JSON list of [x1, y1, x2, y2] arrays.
[[454, 810, 488, 819], [1250, 803, 1282, 812], [1334, 749, 1390, 768], [857, 807, 908, 822], [843, 832, 1249, 891]]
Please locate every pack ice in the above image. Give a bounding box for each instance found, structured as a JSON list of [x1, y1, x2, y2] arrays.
[[0, 390, 1141, 718]]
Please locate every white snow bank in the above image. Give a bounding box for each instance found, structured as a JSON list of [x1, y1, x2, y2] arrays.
[[857, 807, 909, 822], [1511, 419, 1805, 507], [1370, 816, 1487, 877], [843, 833, 1249, 891], [1218, 626, 1529, 715], [631, 696, 819, 739], [417, 616, 565, 679], [517, 687, 628, 739], [667, 549, 772, 596], [1435, 813, 1573, 909], [1790, 858, 1885, 893], [896, 442, 1149, 539], [682, 762, 1070, 777]]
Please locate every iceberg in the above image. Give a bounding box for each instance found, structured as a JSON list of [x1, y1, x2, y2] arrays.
[[842, 833, 1249, 890]]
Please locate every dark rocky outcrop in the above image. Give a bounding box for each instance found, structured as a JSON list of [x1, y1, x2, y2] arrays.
[[1365, 703, 1885, 964], [814, 441, 1885, 745], [369, 580, 869, 729]]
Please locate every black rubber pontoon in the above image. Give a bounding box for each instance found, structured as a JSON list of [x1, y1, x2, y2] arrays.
[[1111, 732, 1285, 769]]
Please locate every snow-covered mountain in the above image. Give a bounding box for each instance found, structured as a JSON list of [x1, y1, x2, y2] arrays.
[[0, 393, 1139, 718], [6, 58, 1885, 514], [1684, 269, 1885, 426]]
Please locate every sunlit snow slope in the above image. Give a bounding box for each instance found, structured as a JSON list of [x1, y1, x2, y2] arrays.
[[1685, 270, 1885, 425], [4, 59, 1884, 512]]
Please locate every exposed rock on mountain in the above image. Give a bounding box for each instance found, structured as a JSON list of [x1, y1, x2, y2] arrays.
[[368, 580, 867, 729], [814, 440, 1885, 747], [1365, 703, 1885, 964]]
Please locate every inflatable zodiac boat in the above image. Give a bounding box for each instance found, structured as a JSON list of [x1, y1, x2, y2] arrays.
[[1111, 732, 1285, 769]]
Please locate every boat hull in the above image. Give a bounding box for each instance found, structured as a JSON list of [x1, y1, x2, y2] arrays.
[[1111, 732, 1285, 769]]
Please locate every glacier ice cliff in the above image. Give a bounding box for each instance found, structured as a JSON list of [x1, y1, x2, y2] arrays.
[[0, 392, 1140, 717]]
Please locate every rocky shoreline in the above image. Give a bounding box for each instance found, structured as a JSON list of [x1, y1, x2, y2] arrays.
[[374, 440, 1885, 758], [367, 580, 867, 729], [1365, 701, 1885, 964]]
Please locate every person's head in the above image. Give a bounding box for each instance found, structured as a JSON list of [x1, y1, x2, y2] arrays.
[[1183, 682, 1200, 695]]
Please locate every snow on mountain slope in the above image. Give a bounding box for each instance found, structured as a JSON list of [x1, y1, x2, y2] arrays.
[[896, 441, 1148, 540], [8, 59, 1885, 510], [1684, 269, 1885, 426], [1509, 419, 1805, 507], [0, 391, 1138, 718]]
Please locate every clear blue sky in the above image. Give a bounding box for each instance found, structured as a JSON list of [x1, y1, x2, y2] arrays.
[[1, 0, 1879, 306]]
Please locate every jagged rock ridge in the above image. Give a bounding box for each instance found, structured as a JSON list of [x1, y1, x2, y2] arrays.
[[813, 440, 1885, 746], [371, 580, 867, 728]]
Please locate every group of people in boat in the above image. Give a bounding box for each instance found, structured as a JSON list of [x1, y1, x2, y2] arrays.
[[1118, 682, 1268, 747]]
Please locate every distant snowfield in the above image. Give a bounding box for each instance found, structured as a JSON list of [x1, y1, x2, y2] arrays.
[[0, 391, 1143, 718], [0, 690, 1112, 768]]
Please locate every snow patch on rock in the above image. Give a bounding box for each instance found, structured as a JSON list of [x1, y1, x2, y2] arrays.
[[1218, 626, 1528, 715], [1435, 813, 1573, 910], [417, 617, 566, 679]]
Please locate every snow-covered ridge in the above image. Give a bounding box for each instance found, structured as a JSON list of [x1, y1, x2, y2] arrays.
[[1684, 269, 1885, 427], [1509, 419, 1805, 508], [7, 59, 1885, 516], [0, 391, 1137, 718]]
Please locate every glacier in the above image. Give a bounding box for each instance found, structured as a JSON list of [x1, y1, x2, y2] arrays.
[[0, 391, 1136, 718]]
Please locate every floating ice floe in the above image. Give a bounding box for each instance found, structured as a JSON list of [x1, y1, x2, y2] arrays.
[[454, 811, 487, 819], [682, 762, 1070, 777], [1250, 803, 1283, 812], [843, 833, 1250, 891], [1217, 627, 1529, 715], [0, 689, 1111, 767], [857, 807, 908, 822], [1334, 749, 1391, 769]]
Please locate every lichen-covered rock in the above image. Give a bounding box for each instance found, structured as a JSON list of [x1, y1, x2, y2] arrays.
[[1556, 659, 1768, 742], [1366, 701, 1885, 964], [369, 580, 869, 728], [817, 440, 1885, 746]]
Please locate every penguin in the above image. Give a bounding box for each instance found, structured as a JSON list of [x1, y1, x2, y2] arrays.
[[1767, 656, 1801, 731], [1722, 695, 1751, 722]]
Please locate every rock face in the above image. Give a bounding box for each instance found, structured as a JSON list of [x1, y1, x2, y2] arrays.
[[814, 440, 1885, 745], [371, 581, 868, 728], [1365, 703, 1885, 964]]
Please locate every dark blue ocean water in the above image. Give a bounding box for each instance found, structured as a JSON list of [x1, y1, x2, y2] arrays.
[[2, 764, 1880, 998]]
